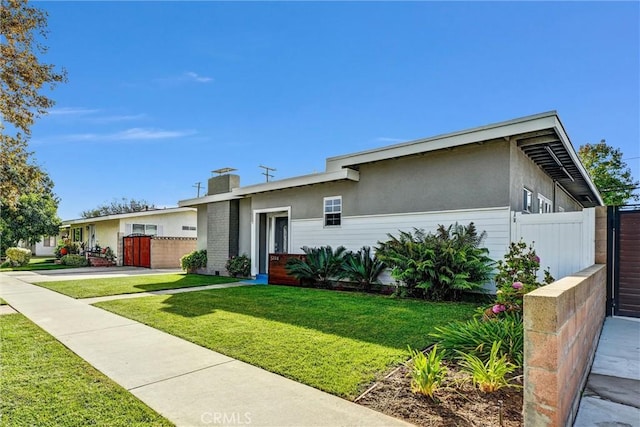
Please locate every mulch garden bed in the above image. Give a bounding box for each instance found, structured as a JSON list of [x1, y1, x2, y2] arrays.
[[357, 362, 523, 426]]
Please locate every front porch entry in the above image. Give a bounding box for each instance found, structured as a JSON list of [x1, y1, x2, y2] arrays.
[[252, 207, 291, 276]]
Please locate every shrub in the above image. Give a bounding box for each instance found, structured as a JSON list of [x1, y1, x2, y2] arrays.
[[181, 249, 207, 272], [406, 345, 447, 398], [5, 247, 32, 267], [457, 341, 518, 393], [55, 240, 80, 259], [376, 223, 494, 300], [60, 254, 88, 267], [490, 240, 554, 316], [226, 254, 251, 277], [285, 246, 348, 287], [429, 312, 523, 366], [343, 246, 386, 291]]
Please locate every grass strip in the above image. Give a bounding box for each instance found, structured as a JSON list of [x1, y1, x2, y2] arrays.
[[0, 257, 76, 272], [95, 285, 477, 399], [33, 273, 241, 298], [0, 313, 173, 427]]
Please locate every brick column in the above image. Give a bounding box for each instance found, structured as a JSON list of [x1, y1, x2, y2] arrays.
[[207, 200, 239, 275]]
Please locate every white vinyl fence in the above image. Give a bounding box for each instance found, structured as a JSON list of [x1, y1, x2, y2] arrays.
[[511, 208, 595, 281]]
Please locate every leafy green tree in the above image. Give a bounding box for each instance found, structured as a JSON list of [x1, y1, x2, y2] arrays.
[[0, 191, 61, 254], [578, 140, 639, 206], [81, 198, 157, 218], [1, 0, 66, 209]]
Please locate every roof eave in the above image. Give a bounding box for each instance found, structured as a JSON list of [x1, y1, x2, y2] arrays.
[[179, 169, 360, 207]]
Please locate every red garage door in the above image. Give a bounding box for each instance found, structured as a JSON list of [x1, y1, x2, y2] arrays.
[[123, 236, 151, 268]]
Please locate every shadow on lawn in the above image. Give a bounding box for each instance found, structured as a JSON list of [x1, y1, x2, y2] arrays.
[[131, 275, 241, 294], [156, 285, 477, 349]]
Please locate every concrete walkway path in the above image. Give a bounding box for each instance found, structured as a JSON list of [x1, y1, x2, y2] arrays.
[[573, 316, 640, 426], [0, 273, 410, 427]]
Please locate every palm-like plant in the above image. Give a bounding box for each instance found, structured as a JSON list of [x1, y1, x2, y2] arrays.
[[343, 246, 386, 291], [285, 245, 348, 286]]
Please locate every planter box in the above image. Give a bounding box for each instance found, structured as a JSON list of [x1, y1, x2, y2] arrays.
[[268, 254, 306, 285]]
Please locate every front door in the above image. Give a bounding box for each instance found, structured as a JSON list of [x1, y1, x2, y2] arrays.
[[88, 224, 96, 249], [274, 217, 288, 254]]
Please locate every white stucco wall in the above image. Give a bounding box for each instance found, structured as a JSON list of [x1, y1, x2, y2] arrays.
[[119, 210, 197, 237]]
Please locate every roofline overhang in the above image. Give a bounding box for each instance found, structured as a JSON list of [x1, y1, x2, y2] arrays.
[[326, 111, 562, 171], [62, 207, 197, 225], [179, 168, 360, 207], [551, 116, 604, 206]]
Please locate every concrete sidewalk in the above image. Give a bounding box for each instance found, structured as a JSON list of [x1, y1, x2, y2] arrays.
[[0, 273, 410, 427], [3, 266, 183, 283], [573, 316, 640, 426]]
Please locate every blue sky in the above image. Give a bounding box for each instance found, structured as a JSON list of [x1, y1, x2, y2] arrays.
[[30, 1, 639, 219]]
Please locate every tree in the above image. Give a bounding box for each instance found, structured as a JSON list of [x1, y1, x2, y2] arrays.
[[1, 0, 66, 208], [81, 198, 157, 218], [1, 0, 66, 136], [578, 140, 639, 206], [0, 192, 61, 254]]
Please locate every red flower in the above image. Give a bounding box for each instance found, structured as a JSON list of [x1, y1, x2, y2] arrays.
[[60, 247, 68, 256]]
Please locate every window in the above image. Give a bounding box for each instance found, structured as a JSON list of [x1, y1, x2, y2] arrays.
[[72, 227, 83, 242], [537, 194, 552, 214], [43, 236, 55, 247], [523, 188, 533, 213], [132, 224, 158, 236], [324, 196, 342, 226], [182, 226, 196, 231]]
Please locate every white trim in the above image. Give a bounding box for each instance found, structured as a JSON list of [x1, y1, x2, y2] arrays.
[[551, 118, 605, 206], [62, 207, 196, 225], [523, 188, 533, 213], [323, 195, 342, 227], [326, 112, 560, 171], [293, 206, 512, 223], [180, 169, 360, 207], [250, 206, 291, 276]]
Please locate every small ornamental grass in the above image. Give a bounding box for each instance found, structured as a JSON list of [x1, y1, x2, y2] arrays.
[[456, 340, 519, 393], [429, 312, 523, 367], [406, 345, 447, 398]]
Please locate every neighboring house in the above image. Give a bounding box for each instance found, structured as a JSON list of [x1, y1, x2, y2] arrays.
[[60, 207, 197, 267], [178, 111, 603, 283], [18, 235, 58, 257]]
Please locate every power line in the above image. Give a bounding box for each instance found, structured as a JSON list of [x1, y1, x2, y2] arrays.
[[259, 165, 276, 182]]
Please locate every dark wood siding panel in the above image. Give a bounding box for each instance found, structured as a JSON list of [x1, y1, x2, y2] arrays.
[[617, 211, 640, 317]]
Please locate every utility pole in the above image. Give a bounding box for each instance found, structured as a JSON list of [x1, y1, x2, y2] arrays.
[[193, 182, 202, 197], [259, 165, 276, 182]]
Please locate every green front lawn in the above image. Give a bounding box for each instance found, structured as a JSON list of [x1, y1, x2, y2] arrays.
[[95, 285, 477, 399], [0, 257, 76, 272], [34, 273, 242, 298], [0, 314, 173, 426]]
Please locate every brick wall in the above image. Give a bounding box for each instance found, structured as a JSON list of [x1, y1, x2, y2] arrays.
[[150, 237, 197, 269], [594, 206, 607, 264], [523, 264, 606, 426], [207, 201, 230, 275]]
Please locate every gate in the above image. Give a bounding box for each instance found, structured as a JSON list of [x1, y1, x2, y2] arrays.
[[609, 206, 640, 317], [123, 235, 151, 268]]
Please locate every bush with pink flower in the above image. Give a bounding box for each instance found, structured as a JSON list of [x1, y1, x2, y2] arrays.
[[486, 240, 554, 317]]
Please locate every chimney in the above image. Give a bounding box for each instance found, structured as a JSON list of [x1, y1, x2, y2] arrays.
[[208, 168, 240, 196]]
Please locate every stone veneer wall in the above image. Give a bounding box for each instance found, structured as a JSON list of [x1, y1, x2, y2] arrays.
[[150, 237, 197, 269], [523, 264, 606, 426]]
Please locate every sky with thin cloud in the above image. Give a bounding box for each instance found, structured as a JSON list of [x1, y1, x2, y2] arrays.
[[30, 2, 639, 219]]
